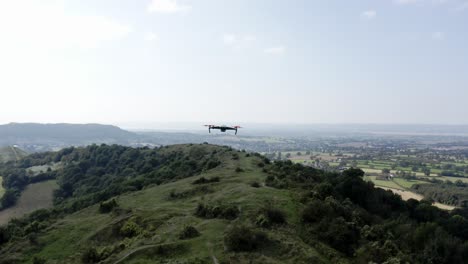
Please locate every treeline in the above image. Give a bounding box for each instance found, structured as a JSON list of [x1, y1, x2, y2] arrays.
[[264, 161, 468, 263], [412, 182, 468, 207]]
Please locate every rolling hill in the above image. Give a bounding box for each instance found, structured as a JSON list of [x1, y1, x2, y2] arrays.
[[0, 123, 139, 152], [0, 144, 467, 263]]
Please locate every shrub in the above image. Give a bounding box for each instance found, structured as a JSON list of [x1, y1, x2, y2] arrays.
[[81, 247, 101, 264], [224, 225, 267, 252], [194, 204, 239, 220], [32, 256, 46, 264], [302, 200, 331, 223], [264, 207, 286, 225], [179, 225, 200, 239], [235, 167, 244, 173], [255, 207, 286, 228], [250, 182, 261, 188], [99, 199, 118, 213], [192, 176, 220, 185], [222, 205, 241, 220], [120, 219, 142, 238]]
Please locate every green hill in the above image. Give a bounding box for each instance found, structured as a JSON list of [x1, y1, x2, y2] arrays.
[[0, 146, 27, 163], [0, 144, 468, 263]]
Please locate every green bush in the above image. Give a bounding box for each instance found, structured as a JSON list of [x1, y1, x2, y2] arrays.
[[224, 225, 267, 252], [99, 199, 118, 213], [120, 219, 142, 238], [179, 225, 200, 239]]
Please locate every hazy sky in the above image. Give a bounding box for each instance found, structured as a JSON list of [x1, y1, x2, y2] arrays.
[[1, 0, 467, 128]]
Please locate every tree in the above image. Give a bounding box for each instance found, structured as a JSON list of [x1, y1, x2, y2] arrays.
[[423, 168, 431, 176]]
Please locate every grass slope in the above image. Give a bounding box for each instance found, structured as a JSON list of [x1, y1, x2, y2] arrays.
[[0, 146, 338, 264], [0, 177, 4, 199], [0, 180, 58, 226], [0, 146, 27, 163]]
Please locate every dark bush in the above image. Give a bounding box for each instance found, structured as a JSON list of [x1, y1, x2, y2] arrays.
[[99, 199, 118, 213], [222, 205, 241, 220], [81, 247, 101, 264], [194, 203, 239, 220], [264, 207, 286, 225], [250, 181, 261, 188], [235, 167, 244, 173], [179, 225, 200, 239], [32, 256, 46, 264], [224, 225, 267, 252], [192, 176, 220, 185], [302, 200, 330, 223], [256, 207, 286, 228]]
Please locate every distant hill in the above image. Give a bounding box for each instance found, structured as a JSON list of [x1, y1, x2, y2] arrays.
[[0, 146, 27, 163], [0, 123, 139, 151]]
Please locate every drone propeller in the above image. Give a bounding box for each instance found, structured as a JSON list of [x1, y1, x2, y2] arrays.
[[233, 126, 242, 128]]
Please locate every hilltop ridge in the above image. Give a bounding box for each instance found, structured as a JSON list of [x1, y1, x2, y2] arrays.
[[0, 144, 467, 263], [0, 123, 139, 151]]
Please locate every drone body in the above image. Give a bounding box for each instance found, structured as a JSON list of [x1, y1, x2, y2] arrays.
[[204, 125, 242, 135]]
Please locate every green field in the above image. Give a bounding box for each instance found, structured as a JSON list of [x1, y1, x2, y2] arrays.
[[27, 162, 62, 176], [364, 176, 402, 190], [393, 178, 428, 189], [0, 180, 58, 226]]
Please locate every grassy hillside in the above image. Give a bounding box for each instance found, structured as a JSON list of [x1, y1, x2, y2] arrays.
[[0, 146, 27, 163], [7, 150, 328, 264], [0, 180, 58, 225], [0, 144, 468, 264], [0, 178, 4, 199]]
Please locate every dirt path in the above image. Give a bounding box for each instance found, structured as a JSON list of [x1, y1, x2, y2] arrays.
[[378, 186, 456, 211], [112, 245, 158, 264]]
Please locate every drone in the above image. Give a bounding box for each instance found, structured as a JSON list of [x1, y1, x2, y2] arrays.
[[204, 125, 242, 135]]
